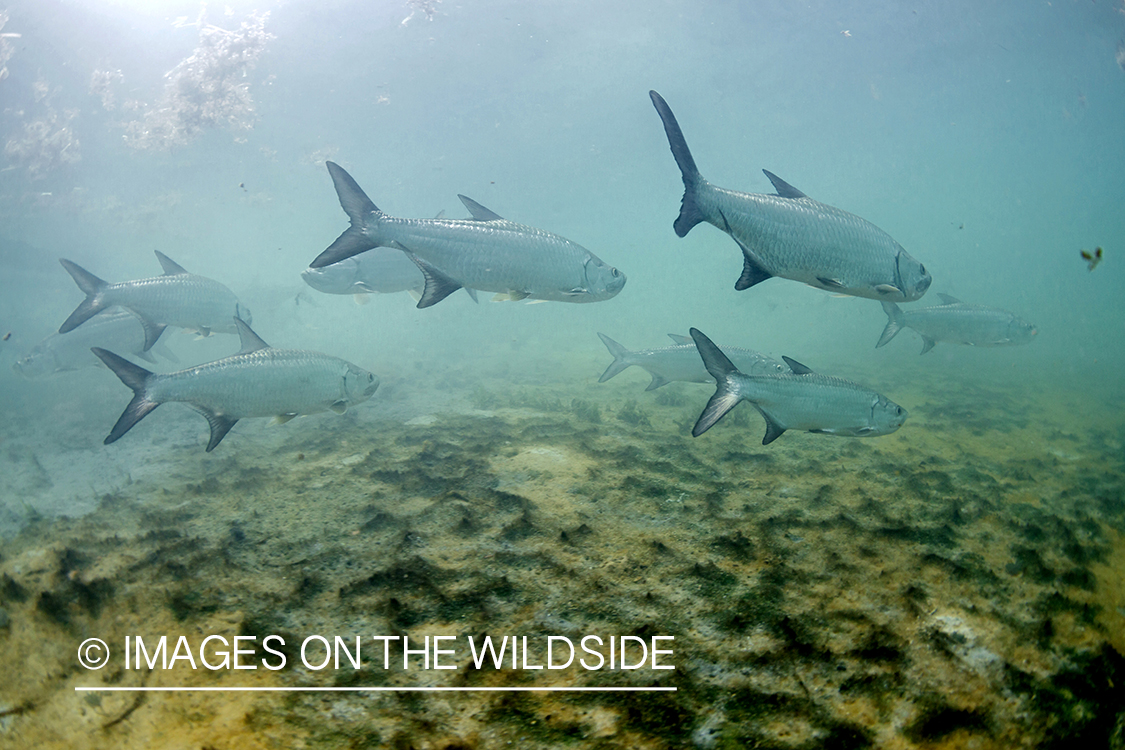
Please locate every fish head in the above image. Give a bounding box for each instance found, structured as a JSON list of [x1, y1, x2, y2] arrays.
[[235, 302, 253, 327], [865, 395, 908, 436], [1008, 317, 1037, 344], [577, 255, 626, 302], [11, 344, 58, 378], [343, 364, 380, 404], [301, 259, 362, 294], [893, 249, 932, 302]]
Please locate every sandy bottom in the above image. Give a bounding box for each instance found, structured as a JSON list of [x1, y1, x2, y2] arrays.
[[0, 358, 1123, 749]]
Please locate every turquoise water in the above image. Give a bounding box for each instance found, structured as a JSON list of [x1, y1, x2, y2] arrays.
[[0, 1, 1123, 747]]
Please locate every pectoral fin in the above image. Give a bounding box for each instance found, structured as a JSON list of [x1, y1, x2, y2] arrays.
[[329, 401, 348, 414], [492, 291, 530, 302], [817, 276, 846, 290]]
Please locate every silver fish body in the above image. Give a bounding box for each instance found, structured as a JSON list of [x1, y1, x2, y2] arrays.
[[598, 332, 785, 391], [59, 251, 251, 351], [58, 249, 250, 348], [650, 91, 930, 302], [878, 294, 1037, 354], [309, 162, 626, 308], [689, 328, 907, 444], [302, 249, 425, 296], [92, 318, 378, 452], [13, 310, 176, 378]]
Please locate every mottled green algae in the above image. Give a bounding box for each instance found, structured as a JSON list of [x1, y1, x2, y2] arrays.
[[0, 371, 1123, 749]]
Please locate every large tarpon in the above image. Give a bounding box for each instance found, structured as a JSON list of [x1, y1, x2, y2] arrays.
[[649, 91, 931, 302], [877, 294, 1037, 354], [92, 318, 378, 452], [689, 328, 907, 444], [308, 161, 626, 308], [13, 310, 178, 378], [59, 251, 251, 351], [597, 332, 785, 391]]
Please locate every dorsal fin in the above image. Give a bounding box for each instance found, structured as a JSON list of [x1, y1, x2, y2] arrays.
[[234, 317, 270, 354], [937, 293, 962, 305], [458, 195, 504, 221], [782, 356, 814, 375], [667, 333, 692, 345], [155, 250, 189, 275], [762, 170, 808, 199]]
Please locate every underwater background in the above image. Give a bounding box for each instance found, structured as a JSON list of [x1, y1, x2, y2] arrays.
[[1, 0, 1123, 747]]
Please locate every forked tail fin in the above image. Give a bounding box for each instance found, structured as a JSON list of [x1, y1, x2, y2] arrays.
[[90, 347, 160, 445], [596, 333, 632, 382], [309, 162, 382, 268], [876, 301, 904, 348], [688, 328, 743, 437], [649, 91, 706, 238], [58, 260, 110, 334]]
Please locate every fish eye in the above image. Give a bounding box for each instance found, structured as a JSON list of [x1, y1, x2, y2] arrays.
[[918, 264, 926, 276]]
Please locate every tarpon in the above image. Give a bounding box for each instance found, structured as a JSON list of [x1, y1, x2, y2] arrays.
[[302, 249, 426, 296], [309, 161, 626, 308], [597, 332, 785, 391], [59, 251, 251, 350], [92, 318, 378, 452], [689, 328, 907, 444], [877, 294, 1037, 354], [649, 91, 931, 302], [13, 310, 178, 378], [301, 249, 478, 303]]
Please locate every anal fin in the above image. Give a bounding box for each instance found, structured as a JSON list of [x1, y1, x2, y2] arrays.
[[201, 411, 238, 452], [406, 251, 463, 309]]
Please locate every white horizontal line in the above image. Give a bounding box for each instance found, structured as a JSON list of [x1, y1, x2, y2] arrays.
[[75, 686, 676, 692]]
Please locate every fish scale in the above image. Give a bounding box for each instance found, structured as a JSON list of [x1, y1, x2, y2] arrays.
[[58, 251, 250, 351], [382, 215, 601, 296], [309, 161, 625, 308], [689, 328, 907, 444], [99, 274, 245, 331], [878, 295, 1037, 354], [597, 332, 785, 391], [93, 318, 378, 452], [149, 349, 362, 418], [649, 91, 931, 302], [706, 186, 910, 293]]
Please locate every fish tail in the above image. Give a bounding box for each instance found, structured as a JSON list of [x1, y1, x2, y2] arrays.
[[58, 259, 110, 333], [876, 301, 903, 348], [91, 347, 160, 445], [309, 162, 383, 268], [688, 328, 744, 437], [649, 91, 706, 238], [596, 333, 632, 382]]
